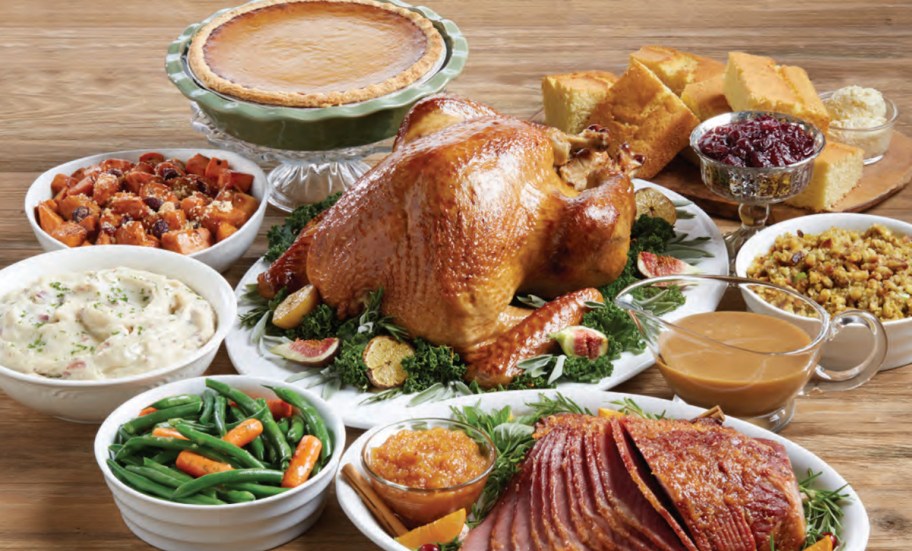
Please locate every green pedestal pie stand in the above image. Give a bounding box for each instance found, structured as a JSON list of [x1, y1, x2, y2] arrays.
[[165, 0, 469, 211]]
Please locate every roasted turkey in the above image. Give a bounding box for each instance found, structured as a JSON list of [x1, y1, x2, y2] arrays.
[[258, 95, 639, 387]]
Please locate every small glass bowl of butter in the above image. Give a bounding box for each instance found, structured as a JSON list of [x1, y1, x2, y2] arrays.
[[821, 86, 898, 164]]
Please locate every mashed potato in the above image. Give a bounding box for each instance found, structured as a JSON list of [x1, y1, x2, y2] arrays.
[[0, 268, 215, 380]]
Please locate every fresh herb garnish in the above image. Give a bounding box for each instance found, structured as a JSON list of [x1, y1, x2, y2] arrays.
[[800, 470, 850, 546], [610, 397, 666, 419], [27, 337, 46, 352], [264, 192, 341, 262]]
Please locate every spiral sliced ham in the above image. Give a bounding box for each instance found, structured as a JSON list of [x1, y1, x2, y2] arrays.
[[462, 414, 805, 551]]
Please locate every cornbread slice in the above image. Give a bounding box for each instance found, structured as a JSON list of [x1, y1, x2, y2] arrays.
[[723, 51, 830, 132], [682, 74, 731, 121], [786, 142, 864, 211], [542, 71, 618, 133], [630, 46, 725, 95], [586, 60, 700, 178]]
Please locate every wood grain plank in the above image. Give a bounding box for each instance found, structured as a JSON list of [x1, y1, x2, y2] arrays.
[[0, 0, 910, 549]]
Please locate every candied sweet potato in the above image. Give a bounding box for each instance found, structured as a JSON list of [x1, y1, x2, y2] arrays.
[[66, 176, 95, 198], [109, 193, 151, 220], [180, 192, 211, 219], [216, 222, 239, 242], [96, 231, 114, 245], [161, 228, 212, 254], [36, 201, 65, 233], [51, 173, 76, 195], [139, 152, 165, 164], [50, 221, 88, 247], [133, 161, 155, 174], [78, 214, 99, 237], [160, 208, 188, 232], [140, 182, 178, 210], [217, 170, 254, 193], [100, 159, 134, 173], [185, 154, 210, 177], [92, 173, 122, 207], [205, 157, 229, 179], [58, 194, 101, 221], [115, 220, 157, 247], [124, 171, 158, 194]]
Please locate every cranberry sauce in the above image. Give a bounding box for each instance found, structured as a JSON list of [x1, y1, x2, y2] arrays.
[[698, 115, 817, 168]]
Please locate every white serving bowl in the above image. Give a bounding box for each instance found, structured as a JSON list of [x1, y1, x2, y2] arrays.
[[95, 375, 345, 551], [24, 148, 269, 273], [0, 246, 236, 422], [736, 212, 912, 370]]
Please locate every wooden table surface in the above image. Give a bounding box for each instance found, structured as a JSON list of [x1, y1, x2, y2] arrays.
[[1, 0, 910, 549]]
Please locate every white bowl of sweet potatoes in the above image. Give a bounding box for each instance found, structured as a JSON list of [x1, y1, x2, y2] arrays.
[[25, 149, 269, 273]]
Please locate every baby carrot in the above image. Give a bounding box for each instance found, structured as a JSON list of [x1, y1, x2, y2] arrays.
[[152, 427, 188, 440], [266, 399, 294, 419], [139, 406, 157, 416], [223, 419, 263, 448], [281, 435, 322, 488], [176, 451, 233, 478]]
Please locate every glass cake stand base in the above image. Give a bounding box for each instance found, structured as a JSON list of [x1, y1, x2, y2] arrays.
[[190, 103, 391, 212]]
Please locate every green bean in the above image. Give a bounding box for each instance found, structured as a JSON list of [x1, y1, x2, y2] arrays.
[[249, 435, 266, 462], [253, 397, 292, 469], [286, 414, 305, 445], [119, 454, 144, 467], [142, 458, 193, 483], [276, 418, 289, 434], [172, 469, 284, 498], [224, 482, 290, 499], [150, 449, 180, 464], [126, 465, 185, 488], [121, 402, 202, 435], [228, 404, 244, 423], [159, 420, 217, 434], [107, 460, 223, 505], [199, 391, 215, 424], [140, 459, 216, 498], [205, 379, 258, 414], [150, 394, 201, 410], [117, 436, 232, 464], [172, 422, 263, 469], [116, 426, 131, 445], [217, 489, 257, 503], [108, 444, 123, 459], [268, 386, 332, 464], [213, 396, 227, 437]]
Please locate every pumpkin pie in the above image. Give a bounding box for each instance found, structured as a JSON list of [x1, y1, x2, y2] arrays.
[[188, 0, 445, 108]]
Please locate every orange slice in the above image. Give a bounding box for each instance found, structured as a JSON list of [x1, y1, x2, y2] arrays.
[[597, 407, 624, 419], [802, 537, 834, 551], [394, 508, 466, 549]]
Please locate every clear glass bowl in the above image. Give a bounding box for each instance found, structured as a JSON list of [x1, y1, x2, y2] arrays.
[[361, 417, 496, 526], [690, 111, 826, 262], [820, 91, 898, 165]]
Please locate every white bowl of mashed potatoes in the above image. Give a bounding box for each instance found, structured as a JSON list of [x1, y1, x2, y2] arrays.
[[0, 246, 236, 422]]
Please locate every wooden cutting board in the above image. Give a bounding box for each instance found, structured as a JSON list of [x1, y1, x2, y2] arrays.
[[652, 130, 912, 221]]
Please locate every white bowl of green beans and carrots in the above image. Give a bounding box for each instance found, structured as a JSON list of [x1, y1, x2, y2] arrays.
[[94, 375, 345, 551]]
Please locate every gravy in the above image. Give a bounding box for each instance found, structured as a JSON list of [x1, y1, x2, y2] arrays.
[[657, 311, 817, 417]]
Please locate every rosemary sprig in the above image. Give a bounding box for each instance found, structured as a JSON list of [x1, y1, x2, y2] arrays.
[[516, 393, 591, 424], [799, 470, 850, 546], [610, 397, 666, 420], [516, 294, 547, 308]]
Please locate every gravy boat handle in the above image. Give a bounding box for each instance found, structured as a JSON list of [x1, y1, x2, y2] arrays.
[[806, 309, 887, 393]]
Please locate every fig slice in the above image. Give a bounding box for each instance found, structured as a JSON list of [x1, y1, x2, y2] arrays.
[[363, 336, 415, 389], [551, 325, 609, 359], [271, 337, 339, 367], [637, 251, 699, 278]]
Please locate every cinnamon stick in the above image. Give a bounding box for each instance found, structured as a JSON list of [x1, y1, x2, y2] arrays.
[[341, 463, 408, 537]]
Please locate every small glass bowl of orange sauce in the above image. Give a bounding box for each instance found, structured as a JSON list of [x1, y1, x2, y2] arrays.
[[361, 418, 497, 526]]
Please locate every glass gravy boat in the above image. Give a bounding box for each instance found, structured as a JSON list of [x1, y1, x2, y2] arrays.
[[614, 275, 887, 432]]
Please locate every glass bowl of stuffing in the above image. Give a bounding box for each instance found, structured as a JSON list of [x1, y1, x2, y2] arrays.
[[735, 212, 912, 371], [821, 86, 898, 164]]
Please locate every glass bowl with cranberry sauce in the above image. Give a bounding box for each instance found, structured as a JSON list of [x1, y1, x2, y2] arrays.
[[690, 111, 826, 264]]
